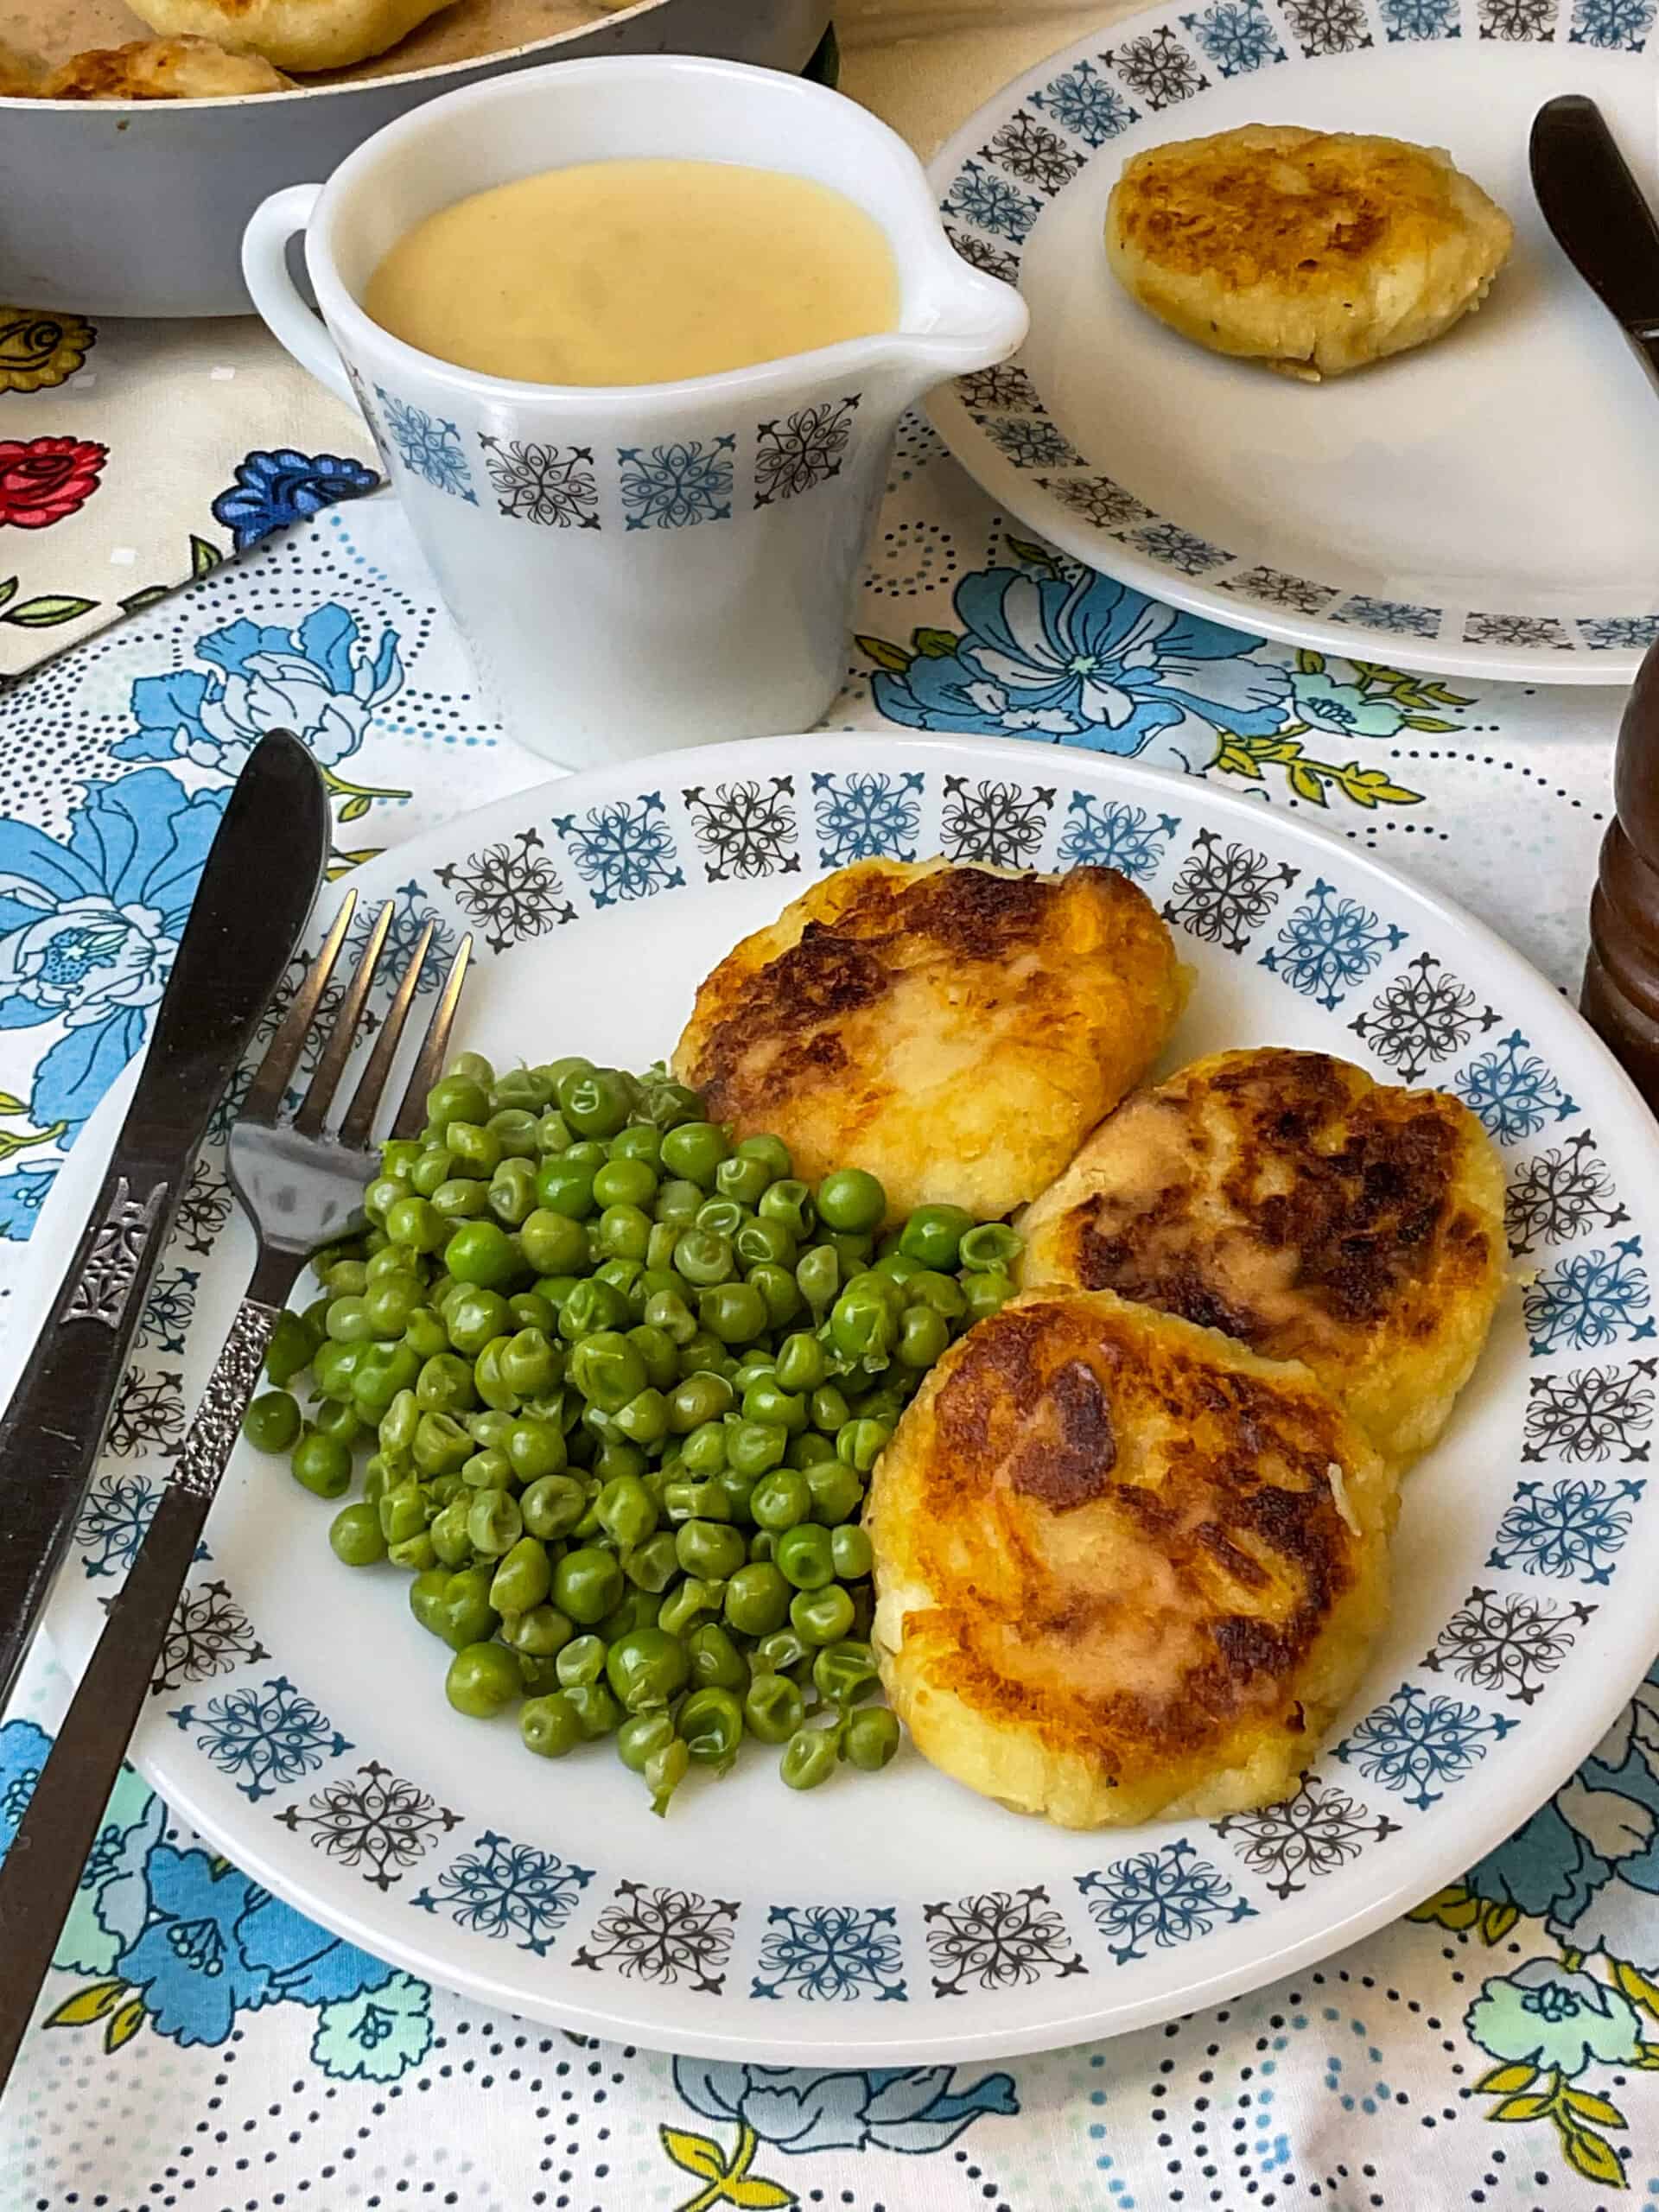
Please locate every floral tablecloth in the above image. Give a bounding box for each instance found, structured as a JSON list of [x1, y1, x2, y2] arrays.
[[0, 414, 1655, 2212]]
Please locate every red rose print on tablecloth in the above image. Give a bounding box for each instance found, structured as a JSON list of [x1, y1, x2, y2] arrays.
[[0, 436, 107, 529]]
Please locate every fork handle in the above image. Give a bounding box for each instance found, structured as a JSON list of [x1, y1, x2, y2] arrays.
[[0, 1295, 280, 2095]]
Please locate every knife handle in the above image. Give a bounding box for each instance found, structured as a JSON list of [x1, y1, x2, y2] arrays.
[[0, 1158, 177, 1713]]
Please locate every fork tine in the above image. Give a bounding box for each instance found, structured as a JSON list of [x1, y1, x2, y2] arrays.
[[391, 933, 474, 1143], [291, 901, 394, 1138], [336, 922, 435, 1151], [240, 892, 359, 1128]]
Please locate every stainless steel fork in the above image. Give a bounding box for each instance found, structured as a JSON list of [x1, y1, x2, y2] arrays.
[[0, 891, 472, 2094]]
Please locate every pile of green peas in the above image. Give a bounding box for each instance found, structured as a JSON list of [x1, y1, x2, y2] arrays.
[[241, 1052, 1022, 1813]]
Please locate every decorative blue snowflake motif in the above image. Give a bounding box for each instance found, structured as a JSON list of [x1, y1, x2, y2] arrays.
[[1335, 594, 1442, 639], [372, 387, 477, 504], [1578, 614, 1659, 649], [1124, 520, 1233, 575], [1571, 0, 1654, 46], [1260, 879, 1408, 1010], [1525, 1239, 1655, 1356], [1335, 1682, 1516, 1808], [351, 880, 459, 998], [1455, 1029, 1580, 1144], [1057, 794, 1180, 880], [1180, 0, 1287, 72], [1380, 0, 1460, 33], [617, 436, 734, 531], [941, 160, 1043, 245], [1487, 1474, 1643, 1585], [74, 1469, 160, 1578], [169, 1675, 352, 1802], [752, 1905, 907, 2002], [554, 791, 684, 908], [411, 1830, 593, 1957], [138, 1266, 200, 1356], [982, 416, 1083, 470], [1075, 1839, 1256, 1964], [812, 770, 925, 868], [1028, 58, 1139, 145]]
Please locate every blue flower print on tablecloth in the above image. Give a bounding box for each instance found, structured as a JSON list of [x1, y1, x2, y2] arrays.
[[0, 766, 227, 1152], [1460, 1955, 1648, 2187], [867, 565, 1289, 761], [119, 604, 403, 779], [1288, 666, 1408, 739], [0, 1164, 53, 1236], [210, 448, 378, 555], [661, 2059, 1018, 2203]]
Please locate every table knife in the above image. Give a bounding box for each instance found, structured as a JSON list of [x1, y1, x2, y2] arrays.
[[0, 729, 328, 1713], [1530, 94, 1659, 392]]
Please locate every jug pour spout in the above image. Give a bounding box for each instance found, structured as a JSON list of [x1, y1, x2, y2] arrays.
[[895, 260, 1031, 392]]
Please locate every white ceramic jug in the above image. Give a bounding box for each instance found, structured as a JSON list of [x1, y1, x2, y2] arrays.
[[243, 54, 1028, 769]]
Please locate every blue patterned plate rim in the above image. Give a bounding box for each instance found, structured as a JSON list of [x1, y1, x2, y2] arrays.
[[925, 6, 1659, 685], [29, 730, 1659, 2062]]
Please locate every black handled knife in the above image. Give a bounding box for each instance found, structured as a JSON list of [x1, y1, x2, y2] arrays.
[[0, 729, 328, 1712], [1531, 94, 1659, 391]]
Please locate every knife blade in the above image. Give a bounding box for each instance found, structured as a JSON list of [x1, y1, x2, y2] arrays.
[[1531, 94, 1659, 386], [0, 728, 328, 1711]]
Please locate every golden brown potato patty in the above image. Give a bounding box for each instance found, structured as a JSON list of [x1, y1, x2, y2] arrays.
[[673, 857, 1187, 1224], [43, 33, 292, 93], [1105, 124, 1513, 379], [868, 1287, 1395, 1827], [1019, 1047, 1506, 1469], [125, 0, 452, 72]]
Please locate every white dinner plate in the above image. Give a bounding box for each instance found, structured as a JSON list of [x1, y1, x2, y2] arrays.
[[927, 4, 1659, 683], [31, 730, 1659, 2061]]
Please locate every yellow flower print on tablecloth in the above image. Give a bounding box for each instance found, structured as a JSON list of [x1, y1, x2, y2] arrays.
[[0, 308, 97, 397]]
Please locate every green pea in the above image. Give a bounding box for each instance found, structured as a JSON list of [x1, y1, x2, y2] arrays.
[[436, 1564, 499, 1650], [836, 1419, 889, 1477], [809, 1383, 851, 1433], [844, 1706, 901, 1771], [328, 1500, 387, 1567], [569, 1331, 646, 1414], [554, 1545, 623, 1624], [413, 1410, 473, 1476], [672, 1227, 732, 1288], [445, 1119, 500, 1176], [874, 1248, 921, 1289], [642, 1079, 702, 1133], [409, 1147, 455, 1198], [403, 1307, 449, 1360], [244, 1389, 302, 1454], [325, 1258, 369, 1298], [609, 1121, 663, 1162], [776, 1522, 836, 1591], [750, 1468, 811, 1532], [755, 1625, 810, 1676], [623, 1529, 681, 1594], [594, 1438, 649, 1485], [791, 1583, 855, 1645], [718, 1560, 788, 1643], [699, 1281, 766, 1345], [727, 1421, 787, 1478], [487, 1157, 539, 1228], [625, 1323, 680, 1391], [410, 1351, 469, 1415], [430, 1178, 488, 1222], [556, 1633, 607, 1688], [388, 1530, 437, 1572], [715, 1153, 772, 1209], [445, 1640, 519, 1719], [592, 1202, 650, 1263], [667, 1370, 734, 1432], [896, 1304, 950, 1370], [605, 1624, 690, 1712], [742, 1380, 808, 1434], [444, 1220, 521, 1291], [687, 1621, 749, 1693], [796, 1244, 842, 1316], [516, 1208, 587, 1278], [499, 1325, 559, 1398], [660, 1120, 730, 1188], [674, 1421, 722, 1479], [787, 1431, 836, 1472], [812, 1638, 879, 1707], [442, 1287, 506, 1357], [521, 1692, 583, 1758], [894, 1202, 971, 1271], [743, 1262, 799, 1330], [556, 1278, 630, 1342], [816, 1167, 887, 1234], [264, 1310, 320, 1389], [553, 1066, 630, 1141], [540, 1055, 593, 1090], [596, 1471, 658, 1549], [657, 1576, 721, 1637], [743, 1670, 805, 1745], [779, 1723, 839, 1791], [832, 1522, 875, 1579], [675, 1518, 747, 1580], [809, 1460, 867, 1529], [488, 1105, 542, 1156], [535, 1155, 598, 1220], [747, 1529, 778, 1564], [410, 1565, 450, 1636], [429, 1495, 474, 1567], [506, 1417, 567, 1483], [652, 1180, 702, 1230], [592, 1156, 657, 1210], [499, 1602, 574, 1656], [521, 1473, 588, 1539], [679, 1686, 744, 1773], [676, 1332, 728, 1379], [617, 1707, 678, 1774], [716, 1469, 756, 1524], [768, 1332, 823, 1395], [565, 1681, 621, 1739], [292, 1428, 353, 1498], [428, 1072, 491, 1128], [321, 1294, 370, 1347], [959, 1221, 1022, 1272], [353, 1340, 423, 1421], [489, 1534, 552, 1614], [696, 1196, 748, 1240], [466, 1489, 522, 1557], [534, 1109, 572, 1155], [963, 1268, 1015, 1324], [830, 1279, 899, 1366]]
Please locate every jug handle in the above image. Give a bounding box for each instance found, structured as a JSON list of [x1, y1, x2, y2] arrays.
[[242, 184, 360, 418]]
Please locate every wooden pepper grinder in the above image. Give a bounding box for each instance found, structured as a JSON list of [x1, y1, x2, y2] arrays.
[[1584, 639, 1659, 1110]]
